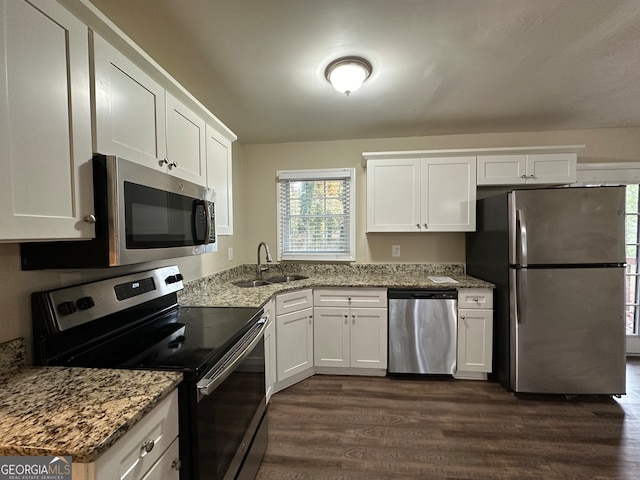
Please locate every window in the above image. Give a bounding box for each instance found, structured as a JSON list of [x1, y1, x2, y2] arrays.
[[277, 168, 355, 261]]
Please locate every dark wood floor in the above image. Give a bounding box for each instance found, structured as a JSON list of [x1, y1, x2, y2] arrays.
[[256, 358, 640, 479]]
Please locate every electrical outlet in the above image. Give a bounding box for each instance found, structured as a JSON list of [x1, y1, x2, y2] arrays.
[[391, 244, 401, 257], [228, 247, 234, 261]]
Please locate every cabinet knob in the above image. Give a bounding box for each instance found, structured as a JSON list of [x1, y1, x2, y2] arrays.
[[159, 158, 169, 166], [168, 161, 179, 169], [141, 439, 155, 454], [520, 174, 527, 179], [83, 214, 97, 224], [171, 459, 182, 470], [416, 223, 421, 229], [461, 316, 466, 320], [423, 223, 428, 229]]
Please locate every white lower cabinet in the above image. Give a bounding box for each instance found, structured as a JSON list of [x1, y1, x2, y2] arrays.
[[74, 390, 180, 480], [456, 289, 494, 380], [313, 289, 387, 374], [274, 290, 314, 391], [263, 298, 276, 404]]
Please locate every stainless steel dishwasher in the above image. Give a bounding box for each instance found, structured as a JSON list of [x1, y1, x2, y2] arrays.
[[388, 289, 458, 374]]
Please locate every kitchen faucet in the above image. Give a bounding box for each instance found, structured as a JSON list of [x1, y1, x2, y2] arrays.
[[256, 242, 273, 278]]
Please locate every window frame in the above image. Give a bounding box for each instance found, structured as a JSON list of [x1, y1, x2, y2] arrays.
[[276, 168, 356, 262]]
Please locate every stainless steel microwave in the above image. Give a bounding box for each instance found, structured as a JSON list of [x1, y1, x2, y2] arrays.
[[21, 155, 216, 269]]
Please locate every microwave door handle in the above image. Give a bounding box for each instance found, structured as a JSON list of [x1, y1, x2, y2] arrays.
[[203, 201, 212, 245]]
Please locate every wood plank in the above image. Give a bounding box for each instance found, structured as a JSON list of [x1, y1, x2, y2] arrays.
[[257, 358, 640, 479]]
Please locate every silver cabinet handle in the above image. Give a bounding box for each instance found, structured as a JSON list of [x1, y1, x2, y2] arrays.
[[171, 459, 182, 470], [141, 440, 154, 454], [168, 161, 179, 169], [423, 223, 428, 229], [83, 214, 97, 223], [159, 158, 169, 166], [416, 223, 421, 229]]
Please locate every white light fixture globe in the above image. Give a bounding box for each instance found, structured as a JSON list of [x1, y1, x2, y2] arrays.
[[325, 57, 372, 96]]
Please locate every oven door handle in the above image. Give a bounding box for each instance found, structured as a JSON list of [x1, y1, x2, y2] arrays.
[[197, 317, 267, 397]]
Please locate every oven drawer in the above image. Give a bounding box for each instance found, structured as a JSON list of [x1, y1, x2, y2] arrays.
[[94, 390, 179, 480]]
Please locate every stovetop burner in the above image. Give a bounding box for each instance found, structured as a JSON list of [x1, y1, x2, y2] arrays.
[[32, 265, 261, 382]]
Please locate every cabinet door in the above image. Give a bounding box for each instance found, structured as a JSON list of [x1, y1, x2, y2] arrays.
[[206, 125, 233, 235], [366, 158, 421, 232], [350, 308, 387, 369], [263, 299, 276, 404], [140, 438, 180, 480], [276, 307, 313, 381], [526, 153, 576, 184], [314, 307, 350, 367], [165, 93, 206, 185], [477, 155, 527, 185], [93, 32, 167, 168], [457, 309, 493, 372], [421, 157, 476, 232], [0, 0, 94, 240]]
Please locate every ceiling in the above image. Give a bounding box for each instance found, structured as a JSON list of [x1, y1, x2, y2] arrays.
[[87, 0, 640, 145]]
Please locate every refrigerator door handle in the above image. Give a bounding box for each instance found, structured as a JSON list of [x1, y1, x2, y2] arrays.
[[516, 268, 527, 324], [516, 208, 528, 267]]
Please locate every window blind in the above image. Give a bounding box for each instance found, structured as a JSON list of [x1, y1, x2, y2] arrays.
[[277, 169, 355, 261]]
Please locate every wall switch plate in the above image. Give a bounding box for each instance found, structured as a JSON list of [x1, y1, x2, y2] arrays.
[[228, 247, 233, 261], [392, 244, 401, 257]]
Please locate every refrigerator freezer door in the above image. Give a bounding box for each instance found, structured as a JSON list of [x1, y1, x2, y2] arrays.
[[509, 186, 625, 265], [510, 266, 626, 394]]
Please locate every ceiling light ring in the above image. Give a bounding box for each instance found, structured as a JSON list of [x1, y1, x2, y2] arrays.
[[325, 56, 372, 95]]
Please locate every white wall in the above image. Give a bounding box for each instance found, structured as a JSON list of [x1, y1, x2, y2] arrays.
[[2, 127, 640, 355], [242, 127, 640, 264]]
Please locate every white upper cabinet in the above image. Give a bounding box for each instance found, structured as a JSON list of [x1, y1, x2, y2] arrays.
[[477, 152, 577, 185], [366, 156, 476, 232], [93, 32, 167, 168], [0, 0, 94, 241], [165, 92, 206, 185], [205, 125, 234, 235], [421, 157, 476, 231], [93, 33, 207, 185]]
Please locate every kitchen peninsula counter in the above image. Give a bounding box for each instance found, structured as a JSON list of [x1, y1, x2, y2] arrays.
[[180, 263, 494, 308], [0, 339, 182, 462]]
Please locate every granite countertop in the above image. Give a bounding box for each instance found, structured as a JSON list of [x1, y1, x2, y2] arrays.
[[0, 339, 182, 463], [179, 263, 494, 308]]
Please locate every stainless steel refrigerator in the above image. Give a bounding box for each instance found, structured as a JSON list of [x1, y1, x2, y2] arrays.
[[466, 186, 626, 395]]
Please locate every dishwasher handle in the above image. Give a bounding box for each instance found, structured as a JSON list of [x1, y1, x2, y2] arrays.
[[388, 289, 457, 300]]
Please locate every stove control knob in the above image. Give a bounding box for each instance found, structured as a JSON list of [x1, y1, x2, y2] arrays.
[[76, 296, 95, 311], [57, 301, 77, 316], [165, 274, 184, 285]]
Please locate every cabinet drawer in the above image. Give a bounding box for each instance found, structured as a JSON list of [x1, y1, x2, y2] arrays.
[[313, 288, 387, 308], [275, 289, 313, 315], [458, 288, 493, 309], [94, 390, 179, 480]]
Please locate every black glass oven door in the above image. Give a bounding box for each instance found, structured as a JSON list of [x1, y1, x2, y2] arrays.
[[196, 337, 266, 479]]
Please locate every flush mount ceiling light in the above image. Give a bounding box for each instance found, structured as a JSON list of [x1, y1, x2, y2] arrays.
[[325, 56, 372, 96]]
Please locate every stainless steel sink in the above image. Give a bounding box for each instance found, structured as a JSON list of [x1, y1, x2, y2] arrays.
[[266, 275, 308, 283], [233, 279, 271, 288]]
